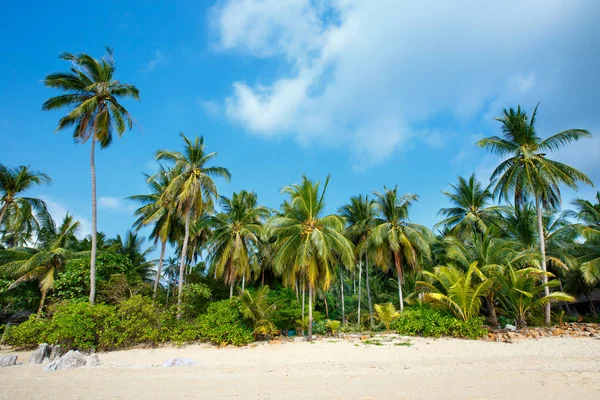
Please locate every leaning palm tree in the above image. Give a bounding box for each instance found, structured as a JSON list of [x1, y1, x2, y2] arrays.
[[156, 133, 230, 319], [339, 195, 376, 326], [268, 176, 354, 341], [436, 174, 503, 237], [0, 213, 84, 314], [367, 187, 431, 311], [43, 48, 140, 304], [0, 164, 51, 236], [208, 191, 268, 298], [128, 167, 178, 300], [478, 104, 592, 324]]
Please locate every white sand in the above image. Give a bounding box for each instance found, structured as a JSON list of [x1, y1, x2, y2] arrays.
[[2, 336, 599, 399]]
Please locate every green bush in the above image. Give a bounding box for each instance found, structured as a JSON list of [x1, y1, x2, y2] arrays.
[[196, 299, 254, 346], [4, 316, 51, 349], [392, 306, 487, 339]]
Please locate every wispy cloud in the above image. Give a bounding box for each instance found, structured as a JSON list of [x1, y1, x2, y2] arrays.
[[142, 50, 166, 72], [98, 196, 134, 213], [40, 196, 92, 239]]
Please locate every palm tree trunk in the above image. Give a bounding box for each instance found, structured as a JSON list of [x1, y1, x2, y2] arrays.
[[587, 293, 598, 315], [152, 241, 167, 301], [241, 274, 245, 291], [177, 212, 191, 320], [323, 290, 329, 319], [261, 270, 265, 286], [89, 137, 98, 305], [295, 279, 299, 301], [37, 289, 48, 317], [357, 261, 362, 325], [165, 283, 170, 307], [340, 266, 346, 323], [535, 195, 551, 325], [486, 296, 498, 327], [308, 285, 313, 342], [301, 284, 305, 336], [229, 279, 234, 299], [366, 255, 374, 328]]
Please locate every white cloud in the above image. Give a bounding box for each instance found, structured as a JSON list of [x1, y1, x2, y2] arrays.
[[210, 0, 599, 168], [197, 98, 222, 117], [142, 50, 166, 72], [41, 196, 92, 239], [98, 196, 133, 213]]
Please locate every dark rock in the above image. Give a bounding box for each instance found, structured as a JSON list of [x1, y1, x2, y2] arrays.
[[48, 345, 62, 362], [29, 343, 50, 364], [0, 354, 18, 367]]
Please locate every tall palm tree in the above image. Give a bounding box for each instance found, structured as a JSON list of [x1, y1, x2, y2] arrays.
[[109, 230, 155, 282], [436, 174, 503, 237], [0, 213, 84, 314], [339, 195, 376, 326], [156, 133, 230, 318], [269, 176, 354, 341], [128, 167, 178, 300], [0, 164, 51, 236], [208, 191, 268, 297], [478, 104, 592, 324], [367, 187, 431, 311], [43, 48, 140, 305]]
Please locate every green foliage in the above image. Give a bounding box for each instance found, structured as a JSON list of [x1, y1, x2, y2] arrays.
[[392, 306, 487, 339], [195, 299, 254, 346], [239, 287, 279, 338], [180, 283, 212, 319], [268, 288, 302, 331], [325, 319, 341, 335], [374, 303, 400, 330]]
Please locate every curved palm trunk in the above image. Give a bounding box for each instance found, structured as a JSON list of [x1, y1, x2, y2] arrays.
[[323, 290, 329, 319], [307, 285, 313, 342], [37, 289, 48, 317], [357, 261, 362, 325], [535, 196, 551, 325], [177, 212, 191, 320], [89, 136, 98, 305], [340, 266, 346, 323], [152, 241, 167, 301], [366, 256, 374, 328]]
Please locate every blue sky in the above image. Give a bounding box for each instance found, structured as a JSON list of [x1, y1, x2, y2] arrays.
[[1, 0, 599, 257]]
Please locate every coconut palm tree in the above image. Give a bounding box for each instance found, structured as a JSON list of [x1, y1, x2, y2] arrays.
[[208, 191, 268, 297], [42, 48, 140, 305], [156, 133, 230, 319], [162, 256, 179, 306], [367, 187, 431, 311], [0, 213, 84, 314], [268, 176, 354, 341], [478, 104, 592, 324], [436, 174, 503, 237], [0, 164, 51, 237], [569, 192, 600, 286], [109, 230, 155, 282], [128, 167, 178, 300], [339, 195, 376, 326], [374, 302, 400, 330]]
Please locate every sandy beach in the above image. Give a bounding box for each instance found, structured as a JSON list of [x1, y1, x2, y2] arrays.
[[2, 336, 599, 400]]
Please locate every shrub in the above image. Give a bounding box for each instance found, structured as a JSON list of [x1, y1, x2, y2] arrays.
[[392, 306, 487, 339], [4, 316, 51, 349], [196, 299, 254, 346], [325, 319, 341, 335]]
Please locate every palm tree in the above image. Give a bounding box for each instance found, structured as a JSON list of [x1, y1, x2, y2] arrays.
[[109, 230, 155, 282], [0, 164, 51, 236], [162, 256, 179, 306], [128, 167, 178, 300], [339, 195, 376, 326], [367, 187, 431, 311], [156, 133, 230, 318], [478, 105, 592, 324], [239, 286, 279, 338], [374, 302, 400, 330], [570, 192, 600, 286], [0, 213, 83, 314], [208, 191, 268, 297], [436, 174, 503, 237], [269, 176, 354, 341], [43, 48, 140, 305]]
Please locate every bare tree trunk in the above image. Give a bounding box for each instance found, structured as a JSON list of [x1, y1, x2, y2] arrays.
[[89, 136, 98, 305], [177, 212, 191, 320], [307, 285, 313, 342], [357, 261, 362, 325], [323, 290, 329, 319], [37, 289, 47, 317], [486, 296, 498, 327], [340, 266, 346, 323], [241, 274, 245, 291], [261, 269, 265, 286], [535, 196, 551, 325], [397, 274, 404, 312], [366, 255, 374, 328], [301, 284, 305, 336], [152, 241, 167, 301], [229, 279, 234, 299], [295, 279, 299, 301]]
